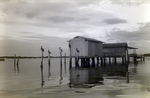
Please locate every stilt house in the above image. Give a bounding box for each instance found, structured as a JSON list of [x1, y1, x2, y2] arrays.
[[69, 36, 104, 57]]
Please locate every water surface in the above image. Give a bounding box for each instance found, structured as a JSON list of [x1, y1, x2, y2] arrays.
[[0, 58, 150, 98]]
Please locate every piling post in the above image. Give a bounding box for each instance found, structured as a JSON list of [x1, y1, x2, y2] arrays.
[[101, 57, 103, 67], [128, 56, 130, 64], [69, 42, 72, 69], [59, 47, 63, 77], [122, 57, 124, 65], [80, 58, 83, 67], [64, 53, 66, 73], [97, 57, 99, 68], [16, 56, 19, 73], [14, 54, 16, 72], [92, 58, 95, 67], [109, 56, 111, 66], [126, 49, 129, 64], [40, 46, 44, 88], [48, 50, 51, 79], [87, 58, 90, 68], [104, 57, 106, 66]]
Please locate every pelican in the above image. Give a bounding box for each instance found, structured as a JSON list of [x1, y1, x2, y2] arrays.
[[48, 50, 51, 54], [76, 48, 80, 53], [41, 46, 44, 52], [69, 43, 71, 48], [59, 47, 63, 52]]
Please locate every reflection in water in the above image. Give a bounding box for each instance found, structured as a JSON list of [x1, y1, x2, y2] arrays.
[[59, 75, 63, 84], [132, 62, 138, 73], [41, 61, 44, 88], [70, 67, 103, 87], [64, 53, 67, 74], [40, 46, 44, 88], [59, 47, 63, 84], [16, 57, 20, 73], [48, 50, 51, 80]]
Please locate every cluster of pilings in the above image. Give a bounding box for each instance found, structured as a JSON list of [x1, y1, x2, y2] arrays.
[[73, 56, 129, 68]]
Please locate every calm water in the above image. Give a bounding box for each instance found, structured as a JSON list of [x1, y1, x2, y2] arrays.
[[0, 58, 150, 98]]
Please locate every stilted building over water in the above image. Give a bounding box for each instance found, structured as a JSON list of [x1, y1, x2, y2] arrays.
[[68, 36, 104, 68], [69, 36, 104, 57], [103, 42, 138, 64]]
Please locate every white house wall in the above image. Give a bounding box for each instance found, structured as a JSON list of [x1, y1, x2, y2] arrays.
[[70, 37, 103, 57], [70, 37, 88, 57]]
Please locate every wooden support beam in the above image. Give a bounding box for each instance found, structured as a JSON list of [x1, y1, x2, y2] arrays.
[[97, 57, 99, 68], [109, 56, 111, 66], [101, 57, 103, 67], [92, 58, 95, 67], [14, 54, 16, 72]]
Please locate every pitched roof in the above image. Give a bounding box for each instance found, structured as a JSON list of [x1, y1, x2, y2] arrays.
[[103, 43, 138, 49], [73, 36, 104, 43], [103, 43, 128, 48]]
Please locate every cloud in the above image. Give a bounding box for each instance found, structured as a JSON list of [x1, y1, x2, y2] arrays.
[[105, 22, 150, 42], [0, 0, 117, 25], [109, 0, 150, 6], [102, 18, 127, 24]]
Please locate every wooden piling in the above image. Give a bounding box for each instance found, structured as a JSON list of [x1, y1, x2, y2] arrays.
[[104, 57, 106, 66], [59, 47, 63, 76], [92, 58, 95, 67], [97, 57, 99, 68], [16, 56, 19, 73], [122, 57, 124, 65], [101, 57, 103, 67], [87, 58, 90, 68], [114, 57, 117, 65], [48, 50, 51, 79], [64, 53, 66, 73], [109, 56, 111, 65], [128, 56, 130, 63], [69, 43, 72, 69], [14, 54, 16, 72]]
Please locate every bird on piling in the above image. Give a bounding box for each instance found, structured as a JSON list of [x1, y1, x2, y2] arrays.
[[59, 47, 63, 52], [76, 48, 80, 53], [48, 50, 51, 54], [41, 46, 44, 52], [69, 43, 71, 48]]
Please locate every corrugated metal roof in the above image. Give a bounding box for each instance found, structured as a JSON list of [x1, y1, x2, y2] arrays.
[[127, 46, 138, 49], [74, 36, 104, 43], [103, 43, 138, 49], [103, 43, 128, 48]]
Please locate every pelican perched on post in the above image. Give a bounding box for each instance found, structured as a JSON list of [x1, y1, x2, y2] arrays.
[[41, 46, 44, 52], [48, 50, 51, 54], [59, 47, 63, 52], [69, 43, 71, 48], [76, 48, 80, 53]]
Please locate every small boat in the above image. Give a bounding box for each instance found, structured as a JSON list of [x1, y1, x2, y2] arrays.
[[0, 58, 5, 61]]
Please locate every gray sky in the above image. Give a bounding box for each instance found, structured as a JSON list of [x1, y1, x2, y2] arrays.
[[0, 0, 150, 56]]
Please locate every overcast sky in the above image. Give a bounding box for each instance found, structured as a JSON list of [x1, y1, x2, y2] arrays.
[[0, 0, 150, 56]]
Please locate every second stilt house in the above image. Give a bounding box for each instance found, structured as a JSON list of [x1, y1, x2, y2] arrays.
[[103, 42, 138, 64]]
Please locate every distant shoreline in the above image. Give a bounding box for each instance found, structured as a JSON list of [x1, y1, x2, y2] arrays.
[[0, 55, 150, 59], [0, 56, 70, 59]]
